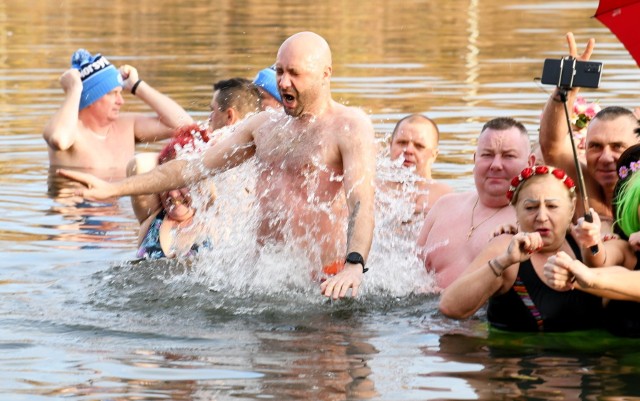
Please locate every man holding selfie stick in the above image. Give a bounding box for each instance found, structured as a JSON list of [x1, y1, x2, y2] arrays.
[[539, 32, 640, 234]]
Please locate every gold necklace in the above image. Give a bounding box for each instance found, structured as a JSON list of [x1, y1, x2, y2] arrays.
[[467, 197, 505, 240]]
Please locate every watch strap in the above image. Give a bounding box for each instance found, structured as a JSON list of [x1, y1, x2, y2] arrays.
[[345, 252, 368, 273]]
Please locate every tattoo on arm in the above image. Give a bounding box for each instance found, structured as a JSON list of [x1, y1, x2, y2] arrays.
[[346, 201, 360, 250]]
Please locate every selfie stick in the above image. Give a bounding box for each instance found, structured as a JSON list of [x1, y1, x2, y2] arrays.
[[557, 88, 599, 255]]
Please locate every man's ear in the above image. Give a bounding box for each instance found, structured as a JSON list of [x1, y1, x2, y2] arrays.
[[528, 153, 536, 167], [225, 108, 238, 126], [323, 65, 332, 81]]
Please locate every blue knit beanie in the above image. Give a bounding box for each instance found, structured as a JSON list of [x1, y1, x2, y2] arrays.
[[253, 66, 282, 103], [71, 49, 123, 110]]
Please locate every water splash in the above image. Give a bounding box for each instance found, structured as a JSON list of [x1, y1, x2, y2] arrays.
[[155, 119, 438, 305]]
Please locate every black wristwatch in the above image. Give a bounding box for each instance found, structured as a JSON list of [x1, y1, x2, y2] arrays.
[[345, 252, 368, 273]]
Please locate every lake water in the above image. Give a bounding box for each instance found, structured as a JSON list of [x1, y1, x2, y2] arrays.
[[2, 0, 640, 399]]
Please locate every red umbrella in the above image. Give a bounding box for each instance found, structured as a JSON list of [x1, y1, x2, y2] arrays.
[[595, 0, 640, 67]]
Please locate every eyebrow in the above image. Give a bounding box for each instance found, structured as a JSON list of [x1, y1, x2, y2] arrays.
[[522, 198, 561, 203]]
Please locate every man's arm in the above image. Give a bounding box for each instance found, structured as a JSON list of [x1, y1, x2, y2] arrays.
[[545, 251, 640, 301], [43, 69, 83, 151], [59, 115, 259, 200], [321, 112, 376, 299], [119, 65, 194, 143], [539, 32, 595, 179]]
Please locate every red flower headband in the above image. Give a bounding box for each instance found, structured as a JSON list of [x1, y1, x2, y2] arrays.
[[158, 124, 211, 165], [506, 165, 576, 203]]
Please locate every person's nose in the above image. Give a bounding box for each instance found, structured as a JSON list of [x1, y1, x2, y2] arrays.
[[536, 205, 549, 222], [404, 142, 415, 155], [489, 155, 504, 170], [278, 72, 291, 90], [600, 146, 616, 163]]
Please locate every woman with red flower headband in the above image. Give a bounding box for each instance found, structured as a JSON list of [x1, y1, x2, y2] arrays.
[[131, 124, 214, 260], [545, 144, 640, 337], [440, 165, 604, 332]]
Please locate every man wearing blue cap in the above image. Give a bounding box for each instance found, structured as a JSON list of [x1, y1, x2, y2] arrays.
[[43, 49, 193, 179], [252, 65, 283, 110]]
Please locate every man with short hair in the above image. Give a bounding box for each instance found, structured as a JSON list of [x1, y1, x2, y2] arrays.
[[129, 77, 263, 223], [417, 117, 535, 289], [60, 32, 376, 300], [43, 49, 193, 178], [208, 77, 262, 132], [539, 33, 640, 232], [388, 114, 452, 216]]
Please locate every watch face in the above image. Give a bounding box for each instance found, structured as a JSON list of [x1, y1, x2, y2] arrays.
[[346, 252, 364, 266], [346, 252, 367, 273]]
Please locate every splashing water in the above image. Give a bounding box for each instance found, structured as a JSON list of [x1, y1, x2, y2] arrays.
[[159, 119, 437, 306], [366, 146, 438, 296]]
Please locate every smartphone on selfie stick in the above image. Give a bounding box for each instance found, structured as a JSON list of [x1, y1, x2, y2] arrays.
[[540, 56, 603, 255]]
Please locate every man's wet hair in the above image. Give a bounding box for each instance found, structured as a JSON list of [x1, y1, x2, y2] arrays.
[[213, 78, 262, 117], [391, 114, 439, 142], [593, 106, 640, 137], [480, 117, 528, 136]]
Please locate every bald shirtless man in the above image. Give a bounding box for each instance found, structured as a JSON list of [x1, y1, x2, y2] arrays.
[[388, 114, 452, 217], [43, 49, 193, 179], [540, 33, 640, 232], [417, 117, 534, 289], [59, 32, 377, 300]]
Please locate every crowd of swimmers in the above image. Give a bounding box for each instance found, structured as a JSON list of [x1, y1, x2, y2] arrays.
[[43, 31, 640, 337]]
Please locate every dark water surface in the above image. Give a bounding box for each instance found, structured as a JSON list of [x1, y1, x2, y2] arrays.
[[2, 0, 640, 399]]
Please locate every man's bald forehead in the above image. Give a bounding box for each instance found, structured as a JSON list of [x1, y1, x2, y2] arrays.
[[278, 31, 332, 66], [392, 114, 439, 141]]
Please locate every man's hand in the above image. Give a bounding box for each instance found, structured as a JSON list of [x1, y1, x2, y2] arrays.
[[59, 69, 82, 94], [571, 208, 602, 249], [57, 169, 117, 201], [491, 223, 518, 238], [320, 263, 363, 299], [544, 251, 577, 291], [629, 232, 640, 252], [566, 32, 595, 62], [119, 65, 139, 92]]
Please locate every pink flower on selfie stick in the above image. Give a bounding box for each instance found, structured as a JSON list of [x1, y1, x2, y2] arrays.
[[572, 97, 601, 130]]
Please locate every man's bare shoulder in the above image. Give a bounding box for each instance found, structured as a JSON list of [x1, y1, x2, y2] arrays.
[[238, 110, 278, 138], [421, 191, 469, 226], [428, 181, 454, 196], [430, 191, 469, 209], [105, 113, 138, 138], [334, 103, 373, 131]]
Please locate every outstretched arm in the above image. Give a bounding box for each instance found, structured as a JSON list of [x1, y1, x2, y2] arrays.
[[321, 114, 376, 299], [545, 251, 640, 301], [539, 32, 595, 177], [43, 69, 83, 151], [58, 115, 259, 200], [119, 65, 194, 142]]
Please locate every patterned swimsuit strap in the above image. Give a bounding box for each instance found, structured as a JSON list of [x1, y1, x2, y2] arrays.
[[513, 275, 544, 331]]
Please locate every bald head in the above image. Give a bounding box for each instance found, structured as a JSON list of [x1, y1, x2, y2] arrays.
[[277, 32, 332, 74]]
